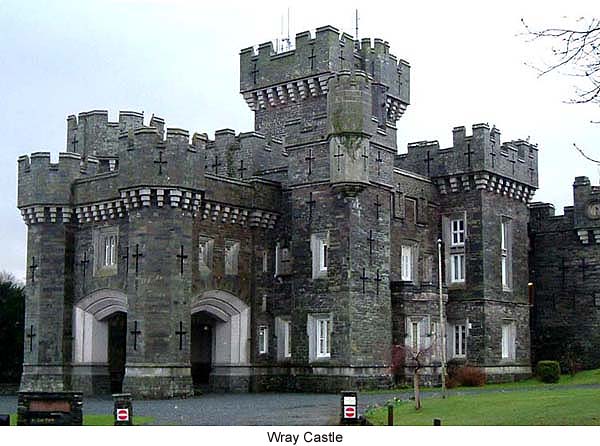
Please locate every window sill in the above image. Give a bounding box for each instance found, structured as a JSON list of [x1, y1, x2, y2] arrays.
[[94, 267, 117, 277]]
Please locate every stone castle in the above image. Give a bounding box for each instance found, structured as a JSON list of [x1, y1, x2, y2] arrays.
[[16, 26, 600, 398]]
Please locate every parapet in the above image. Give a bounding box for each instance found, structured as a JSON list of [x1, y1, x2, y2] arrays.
[[17, 151, 94, 210], [396, 123, 539, 189], [239, 26, 409, 121], [66, 110, 153, 158]]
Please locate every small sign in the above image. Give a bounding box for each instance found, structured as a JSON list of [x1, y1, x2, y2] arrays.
[[344, 406, 356, 419], [116, 408, 129, 422], [343, 396, 356, 406]]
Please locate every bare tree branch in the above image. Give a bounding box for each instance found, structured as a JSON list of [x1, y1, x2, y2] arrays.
[[521, 17, 600, 105], [573, 143, 600, 164]]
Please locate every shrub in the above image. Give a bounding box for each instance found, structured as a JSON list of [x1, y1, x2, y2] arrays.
[[450, 366, 486, 387], [537, 360, 560, 383]]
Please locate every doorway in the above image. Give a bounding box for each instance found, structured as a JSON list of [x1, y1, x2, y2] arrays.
[[106, 311, 127, 393], [191, 312, 217, 391]]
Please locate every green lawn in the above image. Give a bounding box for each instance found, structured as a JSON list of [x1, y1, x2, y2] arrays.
[[365, 368, 600, 395], [9, 414, 154, 426], [366, 386, 600, 425]]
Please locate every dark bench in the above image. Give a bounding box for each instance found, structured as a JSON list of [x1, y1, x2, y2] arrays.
[[17, 392, 83, 426]]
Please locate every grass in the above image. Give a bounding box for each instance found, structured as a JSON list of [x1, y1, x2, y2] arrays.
[[366, 387, 600, 425], [364, 368, 600, 394], [9, 414, 154, 426]]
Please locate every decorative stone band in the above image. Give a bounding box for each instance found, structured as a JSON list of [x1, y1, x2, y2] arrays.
[[200, 201, 278, 229], [119, 187, 202, 212], [434, 172, 536, 203], [385, 94, 409, 122], [577, 228, 600, 244], [20, 206, 73, 224], [20, 189, 279, 229], [242, 74, 331, 111]]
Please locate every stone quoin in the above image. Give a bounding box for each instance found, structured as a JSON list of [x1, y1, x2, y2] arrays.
[[16, 25, 600, 398]]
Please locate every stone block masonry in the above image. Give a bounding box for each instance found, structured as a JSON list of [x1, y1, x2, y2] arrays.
[[18, 24, 594, 397]]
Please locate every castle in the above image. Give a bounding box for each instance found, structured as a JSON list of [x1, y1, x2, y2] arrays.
[[16, 26, 600, 398]]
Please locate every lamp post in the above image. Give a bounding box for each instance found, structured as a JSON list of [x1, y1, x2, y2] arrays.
[[437, 238, 447, 398]]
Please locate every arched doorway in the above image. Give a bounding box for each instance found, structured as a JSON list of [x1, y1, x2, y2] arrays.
[[190, 290, 251, 392], [72, 289, 128, 394]]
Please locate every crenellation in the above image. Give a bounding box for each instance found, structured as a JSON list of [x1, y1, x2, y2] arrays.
[[397, 124, 538, 194]]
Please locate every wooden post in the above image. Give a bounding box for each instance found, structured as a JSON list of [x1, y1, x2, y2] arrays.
[[387, 405, 394, 426]]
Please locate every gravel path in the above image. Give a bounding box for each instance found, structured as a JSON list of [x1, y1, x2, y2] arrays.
[[1, 383, 599, 425]]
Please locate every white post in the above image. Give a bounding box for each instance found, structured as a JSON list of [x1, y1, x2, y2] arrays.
[[437, 238, 447, 398]]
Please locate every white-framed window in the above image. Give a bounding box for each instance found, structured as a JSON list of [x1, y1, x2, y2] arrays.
[[258, 325, 268, 354], [225, 240, 240, 275], [317, 318, 330, 358], [275, 242, 291, 277], [411, 321, 419, 351], [311, 233, 329, 279], [276, 317, 291, 360], [450, 254, 465, 283], [453, 324, 467, 357], [93, 226, 118, 275], [451, 219, 465, 246], [401, 245, 413, 281], [308, 314, 331, 361], [501, 219, 511, 289], [103, 235, 117, 267], [320, 239, 328, 272], [198, 236, 214, 272], [501, 322, 516, 360], [262, 250, 268, 273], [275, 242, 281, 276]]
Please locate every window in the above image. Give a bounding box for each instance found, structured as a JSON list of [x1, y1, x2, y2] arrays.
[[275, 317, 291, 360], [258, 325, 268, 354], [308, 314, 331, 361], [451, 254, 465, 283], [401, 245, 413, 281], [451, 219, 465, 246], [317, 318, 330, 358], [275, 242, 292, 276], [103, 235, 117, 267], [453, 324, 467, 357], [501, 220, 511, 289], [225, 240, 240, 275], [422, 255, 433, 283], [311, 233, 329, 279], [501, 322, 516, 360], [93, 226, 118, 275], [444, 214, 467, 286], [262, 250, 268, 273], [320, 240, 328, 272], [411, 322, 419, 351], [198, 236, 214, 272]]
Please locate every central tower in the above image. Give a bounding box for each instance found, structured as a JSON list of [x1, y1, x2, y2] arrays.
[[240, 26, 411, 390]]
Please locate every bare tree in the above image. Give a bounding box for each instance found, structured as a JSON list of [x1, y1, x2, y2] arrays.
[[522, 17, 600, 107], [392, 343, 434, 410]]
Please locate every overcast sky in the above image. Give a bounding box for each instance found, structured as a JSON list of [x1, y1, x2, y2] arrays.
[[1, 0, 598, 281]]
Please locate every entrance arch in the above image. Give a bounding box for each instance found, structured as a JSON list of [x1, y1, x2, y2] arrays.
[[72, 289, 128, 394], [190, 290, 250, 390]]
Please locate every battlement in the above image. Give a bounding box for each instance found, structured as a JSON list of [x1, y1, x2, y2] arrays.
[[67, 110, 157, 158], [396, 123, 539, 189], [529, 177, 600, 244], [17, 151, 99, 210], [205, 129, 287, 179], [240, 25, 409, 120]]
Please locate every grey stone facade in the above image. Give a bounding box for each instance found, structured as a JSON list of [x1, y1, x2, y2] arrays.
[[19, 24, 589, 398], [529, 177, 600, 371]]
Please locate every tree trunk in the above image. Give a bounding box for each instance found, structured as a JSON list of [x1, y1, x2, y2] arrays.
[[413, 370, 421, 410]]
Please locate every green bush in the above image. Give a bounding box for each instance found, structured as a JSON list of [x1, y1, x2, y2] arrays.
[[537, 360, 560, 383]]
